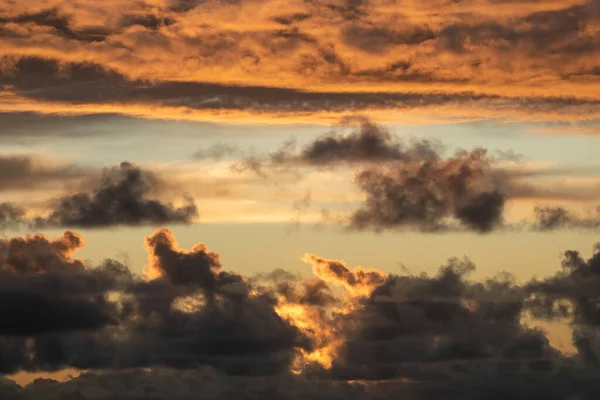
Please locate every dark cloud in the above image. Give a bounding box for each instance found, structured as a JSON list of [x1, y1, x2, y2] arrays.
[[144, 228, 223, 297], [231, 119, 600, 233], [0, 203, 25, 230], [231, 119, 442, 179], [350, 148, 506, 233], [321, 258, 559, 382], [298, 118, 441, 165], [341, 24, 436, 54], [4, 366, 600, 400], [0, 231, 86, 274], [0, 228, 600, 397], [533, 206, 600, 231], [0, 229, 311, 376], [34, 162, 198, 228], [525, 244, 600, 369], [0, 232, 127, 339], [118, 14, 176, 31], [3, 55, 600, 123], [0, 291, 117, 337], [0, 8, 107, 42]]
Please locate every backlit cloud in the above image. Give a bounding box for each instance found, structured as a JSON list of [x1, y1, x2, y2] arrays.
[[0, 228, 599, 397]]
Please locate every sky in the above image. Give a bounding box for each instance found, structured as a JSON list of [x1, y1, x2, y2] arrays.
[[2, 1, 600, 399]]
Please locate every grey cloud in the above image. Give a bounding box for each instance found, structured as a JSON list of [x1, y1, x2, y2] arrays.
[[0, 155, 86, 192], [0, 228, 312, 376], [350, 148, 506, 233], [230, 119, 600, 233], [532, 206, 600, 231], [0, 203, 25, 230], [323, 258, 555, 381], [191, 142, 240, 161], [34, 162, 198, 228], [232, 119, 442, 179], [299, 118, 442, 165], [0, 228, 600, 397], [4, 367, 600, 400]]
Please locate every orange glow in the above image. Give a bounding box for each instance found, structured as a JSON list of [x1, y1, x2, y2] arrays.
[[142, 228, 221, 281], [302, 253, 387, 298], [271, 255, 385, 372], [0, 231, 87, 274], [274, 300, 342, 372]]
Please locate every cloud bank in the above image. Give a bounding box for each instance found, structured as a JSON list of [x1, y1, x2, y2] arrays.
[[1, 1, 599, 123], [0, 228, 599, 398]]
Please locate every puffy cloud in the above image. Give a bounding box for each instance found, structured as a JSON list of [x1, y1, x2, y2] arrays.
[[34, 162, 198, 228], [0, 230, 86, 274], [349, 148, 506, 233], [231, 119, 600, 232], [0, 228, 599, 397], [0, 229, 313, 376]]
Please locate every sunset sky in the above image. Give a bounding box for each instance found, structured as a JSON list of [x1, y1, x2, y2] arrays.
[[2, 1, 600, 399]]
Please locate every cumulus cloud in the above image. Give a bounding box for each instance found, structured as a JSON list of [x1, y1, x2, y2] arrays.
[[349, 148, 506, 233], [231, 119, 600, 233], [0, 229, 599, 397], [0, 229, 312, 376], [33, 162, 198, 228]]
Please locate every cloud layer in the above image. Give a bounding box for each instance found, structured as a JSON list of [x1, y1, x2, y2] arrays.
[[1, 1, 599, 123], [0, 228, 600, 398]]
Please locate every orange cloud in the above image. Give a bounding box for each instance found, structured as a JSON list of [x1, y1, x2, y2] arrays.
[[0, 0, 599, 123], [302, 253, 387, 297]]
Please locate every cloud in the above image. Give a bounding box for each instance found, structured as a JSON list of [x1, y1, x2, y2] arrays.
[[0, 0, 599, 124], [0, 203, 25, 230], [525, 243, 600, 368], [0, 154, 86, 192], [532, 206, 600, 231], [349, 148, 507, 233], [0, 229, 599, 397], [0, 228, 313, 376], [302, 253, 386, 297], [231, 118, 600, 232], [0, 232, 129, 370], [33, 162, 198, 228], [0, 230, 86, 274], [6, 366, 600, 400], [232, 118, 442, 175], [298, 117, 442, 165]]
